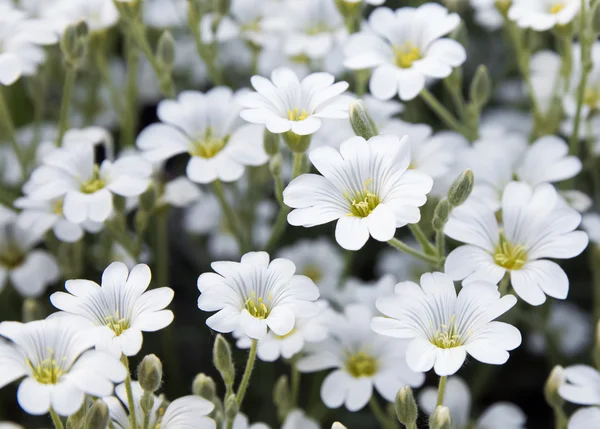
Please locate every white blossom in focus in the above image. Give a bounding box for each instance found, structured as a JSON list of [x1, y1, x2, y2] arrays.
[[508, 0, 581, 31]]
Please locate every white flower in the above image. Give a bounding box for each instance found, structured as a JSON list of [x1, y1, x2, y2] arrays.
[[444, 182, 589, 306], [568, 407, 600, 429], [280, 410, 319, 429], [283, 135, 433, 251], [50, 262, 174, 358], [560, 190, 593, 213], [197, 251, 320, 340], [344, 4, 465, 101], [470, 0, 507, 30], [239, 67, 350, 136], [527, 302, 591, 357], [560, 365, 600, 406], [508, 0, 581, 31], [343, 0, 385, 4], [297, 304, 424, 411], [0, 318, 126, 416], [137, 88, 268, 184], [0, 422, 23, 429], [143, 0, 188, 28], [419, 376, 526, 429], [530, 50, 562, 116], [583, 212, 600, 244], [0, 214, 60, 298], [371, 272, 521, 376], [105, 382, 216, 429], [228, 413, 269, 429], [25, 131, 152, 224], [0, 3, 57, 85], [234, 301, 331, 362], [50, 0, 119, 33]]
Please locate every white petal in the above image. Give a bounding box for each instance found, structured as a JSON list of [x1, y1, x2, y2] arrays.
[[335, 217, 370, 251]]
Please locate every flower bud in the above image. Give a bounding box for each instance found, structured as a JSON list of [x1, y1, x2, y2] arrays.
[[544, 365, 565, 409], [395, 386, 418, 426], [470, 65, 491, 108], [138, 354, 163, 393], [331, 423, 347, 429], [61, 21, 89, 68], [193, 373, 217, 400], [432, 198, 451, 232], [140, 392, 155, 414], [269, 153, 283, 177], [283, 132, 311, 153], [85, 400, 109, 429], [157, 31, 176, 71], [135, 210, 149, 235], [349, 100, 378, 140], [429, 406, 451, 429], [448, 169, 474, 207], [273, 375, 291, 420], [495, 0, 511, 17], [67, 402, 87, 429], [225, 394, 238, 422], [22, 299, 44, 322], [213, 334, 235, 388], [263, 129, 280, 156]]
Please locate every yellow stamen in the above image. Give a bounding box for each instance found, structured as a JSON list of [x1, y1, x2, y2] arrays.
[[26, 349, 64, 385], [345, 351, 379, 377], [393, 42, 422, 69], [493, 232, 528, 270], [431, 314, 465, 349], [80, 165, 106, 194], [346, 178, 380, 218], [287, 108, 310, 121], [244, 291, 272, 319], [549, 3, 565, 14], [302, 264, 323, 283], [189, 127, 229, 159], [105, 311, 131, 336]]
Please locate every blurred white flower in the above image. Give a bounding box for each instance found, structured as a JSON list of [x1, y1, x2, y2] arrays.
[[560, 190, 593, 213], [344, 4, 465, 100], [50, 262, 174, 358], [298, 304, 424, 411], [372, 272, 520, 376], [419, 376, 526, 429], [143, 0, 188, 28], [239, 67, 349, 136], [470, 0, 506, 30], [568, 407, 600, 429], [530, 50, 562, 116], [560, 365, 600, 407], [582, 212, 600, 244], [229, 413, 269, 429], [283, 135, 433, 251], [50, 0, 119, 33], [445, 182, 589, 306], [137, 88, 268, 184], [343, 275, 396, 313], [0, 318, 126, 416], [564, 42, 600, 121], [161, 177, 202, 208], [508, 0, 581, 31], [280, 410, 319, 429], [375, 243, 427, 283], [197, 251, 320, 340]]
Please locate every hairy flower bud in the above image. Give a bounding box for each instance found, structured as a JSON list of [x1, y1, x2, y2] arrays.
[[225, 394, 238, 422], [193, 373, 217, 400], [269, 153, 283, 177], [349, 100, 378, 140], [61, 21, 89, 68], [433, 198, 451, 232], [138, 354, 163, 393], [544, 365, 565, 409], [429, 405, 451, 429], [395, 386, 418, 426], [213, 334, 235, 387], [85, 400, 109, 429], [264, 129, 280, 156], [448, 169, 474, 207], [470, 65, 491, 108]]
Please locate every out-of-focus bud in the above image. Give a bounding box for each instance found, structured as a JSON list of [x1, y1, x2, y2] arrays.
[[22, 299, 44, 322], [395, 386, 418, 426], [193, 373, 217, 400], [273, 375, 291, 420], [224, 394, 238, 422], [283, 132, 311, 153], [67, 402, 87, 429], [544, 365, 565, 409], [349, 100, 378, 140], [331, 423, 347, 429], [213, 334, 235, 388], [432, 198, 451, 232], [448, 169, 474, 207], [495, 0, 512, 17], [264, 129, 280, 156], [269, 153, 283, 177], [61, 21, 89, 68], [470, 65, 491, 108], [156, 31, 176, 71], [429, 405, 451, 429], [85, 400, 109, 429], [138, 354, 163, 393]]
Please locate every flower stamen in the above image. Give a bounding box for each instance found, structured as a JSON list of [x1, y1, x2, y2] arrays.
[[81, 165, 105, 194], [431, 314, 464, 349], [287, 108, 310, 121], [345, 351, 379, 377], [105, 311, 131, 336], [393, 41, 422, 69], [346, 179, 380, 218], [244, 291, 271, 319], [26, 349, 64, 384], [494, 232, 528, 270]]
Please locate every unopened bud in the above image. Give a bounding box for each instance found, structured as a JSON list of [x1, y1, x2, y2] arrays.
[[273, 375, 291, 420], [470, 65, 491, 108], [395, 386, 418, 426], [263, 129, 280, 156], [22, 299, 44, 322], [85, 400, 109, 429], [269, 153, 283, 177], [141, 392, 155, 414], [444, 68, 462, 93], [495, 0, 511, 17], [592, 2, 600, 34], [331, 423, 347, 429], [135, 210, 149, 235], [213, 335, 235, 388], [67, 402, 87, 429], [283, 132, 311, 153], [139, 187, 156, 212], [61, 21, 89, 68], [448, 169, 474, 207], [193, 373, 217, 400], [432, 198, 451, 232], [349, 100, 378, 140], [429, 405, 451, 429], [544, 365, 565, 409], [224, 394, 238, 422], [138, 354, 163, 393], [156, 32, 176, 71]]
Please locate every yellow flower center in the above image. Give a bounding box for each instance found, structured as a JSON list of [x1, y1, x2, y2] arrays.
[[345, 351, 379, 378], [105, 311, 131, 336], [287, 108, 310, 121], [27, 351, 64, 385], [244, 291, 272, 319], [189, 128, 229, 159], [393, 42, 422, 69], [584, 87, 600, 109], [302, 264, 323, 283], [346, 179, 380, 218], [80, 165, 105, 194], [431, 314, 465, 349], [493, 232, 528, 270], [549, 2, 565, 14], [52, 200, 64, 216], [0, 246, 25, 269]]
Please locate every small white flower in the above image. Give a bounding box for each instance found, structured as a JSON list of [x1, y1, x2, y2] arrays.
[[344, 4, 465, 100], [560, 190, 593, 213], [142, 0, 188, 28], [0, 214, 60, 298], [50, 0, 119, 33], [371, 272, 521, 376], [197, 251, 320, 340], [445, 182, 589, 306], [297, 304, 424, 411], [568, 407, 600, 429], [105, 382, 216, 429], [50, 262, 174, 358], [0, 318, 126, 416], [508, 0, 581, 31], [470, 0, 507, 30], [582, 212, 600, 244], [560, 365, 600, 406], [280, 410, 319, 429], [228, 413, 269, 429], [137, 88, 268, 184], [530, 50, 562, 116], [239, 67, 350, 136], [161, 177, 202, 208], [419, 376, 526, 428], [283, 135, 433, 251]]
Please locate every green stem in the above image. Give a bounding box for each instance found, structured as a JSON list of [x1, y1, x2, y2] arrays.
[[388, 238, 440, 265], [593, 246, 600, 324], [123, 31, 140, 147], [290, 362, 300, 409], [121, 356, 138, 429], [408, 224, 437, 255], [212, 180, 246, 252], [142, 396, 151, 429], [498, 274, 510, 296], [187, 0, 224, 85], [56, 67, 76, 146], [435, 230, 446, 262], [368, 397, 393, 429], [236, 339, 258, 407], [420, 88, 475, 140], [49, 408, 64, 429], [0, 88, 26, 176], [436, 376, 447, 407], [553, 405, 568, 429]]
